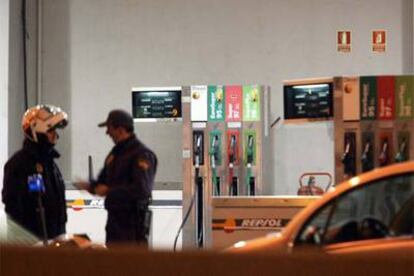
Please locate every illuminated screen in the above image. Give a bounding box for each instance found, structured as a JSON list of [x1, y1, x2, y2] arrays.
[[131, 87, 182, 121], [284, 83, 333, 120]]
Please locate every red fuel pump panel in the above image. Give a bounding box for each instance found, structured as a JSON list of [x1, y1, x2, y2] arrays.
[[377, 76, 395, 120], [225, 86, 243, 122]]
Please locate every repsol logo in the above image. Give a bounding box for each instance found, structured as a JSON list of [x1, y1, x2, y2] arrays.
[[241, 218, 283, 228], [212, 218, 291, 232], [66, 199, 105, 211]]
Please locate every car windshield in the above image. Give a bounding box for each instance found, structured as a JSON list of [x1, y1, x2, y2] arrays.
[[296, 172, 414, 246], [0, 210, 40, 246]]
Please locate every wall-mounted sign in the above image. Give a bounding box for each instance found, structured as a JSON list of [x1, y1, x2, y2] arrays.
[[225, 86, 242, 122], [372, 30, 386, 53], [337, 31, 351, 53], [190, 85, 208, 121], [131, 87, 182, 122], [243, 85, 260, 121], [208, 85, 225, 122]]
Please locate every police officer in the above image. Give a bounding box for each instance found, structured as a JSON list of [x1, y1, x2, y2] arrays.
[[2, 105, 68, 239], [76, 109, 157, 246]]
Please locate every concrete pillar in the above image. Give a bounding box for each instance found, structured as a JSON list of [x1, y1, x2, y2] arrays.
[[0, 0, 10, 208]]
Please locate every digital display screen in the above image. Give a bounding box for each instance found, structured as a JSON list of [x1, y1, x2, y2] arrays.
[[284, 83, 333, 120], [132, 88, 182, 121]]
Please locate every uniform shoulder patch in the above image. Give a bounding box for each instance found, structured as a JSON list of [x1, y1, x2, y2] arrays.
[[137, 158, 150, 171]]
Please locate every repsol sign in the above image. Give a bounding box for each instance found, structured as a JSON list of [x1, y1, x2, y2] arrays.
[[241, 218, 285, 228], [212, 218, 291, 232]]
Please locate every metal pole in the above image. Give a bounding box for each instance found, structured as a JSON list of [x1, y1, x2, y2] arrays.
[[37, 193, 48, 246], [36, 0, 42, 104]]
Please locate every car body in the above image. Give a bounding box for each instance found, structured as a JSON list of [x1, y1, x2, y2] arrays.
[[0, 210, 40, 246], [227, 161, 414, 255], [0, 210, 102, 249]]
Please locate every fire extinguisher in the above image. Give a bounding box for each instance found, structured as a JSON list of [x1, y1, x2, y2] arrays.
[[297, 172, 333, 196]]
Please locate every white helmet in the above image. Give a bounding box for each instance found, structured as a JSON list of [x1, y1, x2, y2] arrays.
[[22, 104, 68, 142]]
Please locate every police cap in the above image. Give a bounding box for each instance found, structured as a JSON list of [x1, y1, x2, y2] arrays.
[[98, 109, 134, 131]]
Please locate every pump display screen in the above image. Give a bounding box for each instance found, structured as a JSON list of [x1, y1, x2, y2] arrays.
[[284, 83, 333, 120], [132, 87, 182, 121]]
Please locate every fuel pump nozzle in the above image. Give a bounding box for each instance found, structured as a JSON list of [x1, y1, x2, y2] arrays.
[[210, 135, 219, 168], [342, 140, 351, 162], [210, 135, 221, 196], [194, 135, 202, 168], [342, 135, 356, 177], [395, 139, 406, 163], [246, 135, 254, 167], [228, 134, 238, 196], [229, 135, 237, 167], [246, 135, 255, 196], [378, 139, 389, 166], [193, 132, 204, 248], [361, 141, 371, 162], [361, 140, 373, 172]]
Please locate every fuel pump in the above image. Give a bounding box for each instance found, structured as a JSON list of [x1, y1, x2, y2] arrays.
[[193, 131, 204, 247], [228, 133, 239, 196], [209, 134, 221, 196], [333, 76, 362, 184], [245, 134, 255, 196]]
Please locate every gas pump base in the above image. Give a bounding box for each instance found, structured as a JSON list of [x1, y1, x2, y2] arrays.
[[211, 196, 319, 249]]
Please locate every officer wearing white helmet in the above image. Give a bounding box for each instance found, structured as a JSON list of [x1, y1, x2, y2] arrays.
[[2, 104, 68, 239]]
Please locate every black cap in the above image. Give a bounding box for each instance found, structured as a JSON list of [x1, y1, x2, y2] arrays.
[[98, 109, 134, 130]]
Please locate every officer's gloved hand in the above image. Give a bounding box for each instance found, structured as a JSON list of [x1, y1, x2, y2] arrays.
[[73, 180, 90, 190], [95, 184, 109, 197]]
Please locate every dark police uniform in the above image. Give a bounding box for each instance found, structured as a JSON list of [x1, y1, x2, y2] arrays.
[[2, 139, 67, 239], [93, 134, 157, 244]]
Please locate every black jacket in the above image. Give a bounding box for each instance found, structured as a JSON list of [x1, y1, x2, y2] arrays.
[[2, 139, 67, 239], [94, 135, 157, 210]]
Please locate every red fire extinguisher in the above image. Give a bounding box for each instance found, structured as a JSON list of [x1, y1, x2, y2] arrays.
[[297, 172, 333, 196]]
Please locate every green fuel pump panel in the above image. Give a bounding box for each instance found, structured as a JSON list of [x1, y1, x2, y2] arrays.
[[207, 86, 227, 196], [395, 76, 413, 163]]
